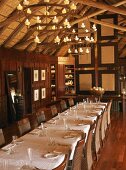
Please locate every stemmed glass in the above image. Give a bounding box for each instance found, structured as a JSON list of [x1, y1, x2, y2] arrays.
[[27, 148, 33, 168], [12, 135, 18, 144]]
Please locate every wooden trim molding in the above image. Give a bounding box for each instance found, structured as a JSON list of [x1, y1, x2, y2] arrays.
[[97, 42, 118, 67], [97, 14, 118, 40], [76, 70, 95, 95], [98, 70, 119, 95]]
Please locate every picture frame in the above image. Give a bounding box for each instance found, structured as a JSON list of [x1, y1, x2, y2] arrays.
[[34, 89, 39, 101], [98, 70, 119, 94], [33, 70, 39, 82], [41, 70, 46, 81], [76, 70, 95, 95], [97, 14, 118, 40], [41, 88, 46, 99], [98, 42, 118, 67], [75, 44, 95, 67]]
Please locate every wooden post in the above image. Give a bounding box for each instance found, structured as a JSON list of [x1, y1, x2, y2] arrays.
[[122, 94, 126, 115]]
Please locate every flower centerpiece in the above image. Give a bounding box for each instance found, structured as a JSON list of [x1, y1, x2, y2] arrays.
[[90, 86, 105, 99]]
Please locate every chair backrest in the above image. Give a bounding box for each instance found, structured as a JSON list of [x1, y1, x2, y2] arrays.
[[36, 110, 46, 125], [0, 129, 5, 147], [107, 100, 112, 125], [68, 98, 74, 107], [50, 105, 58, 117], [17, 118, 31, 136], [72, 139, 85, 170], [94, 115, 102, 156], [83, 125, 94, 170], [101, 110, 108, 142], [60, 100, 67, 112], [53, 154, 68, 170]]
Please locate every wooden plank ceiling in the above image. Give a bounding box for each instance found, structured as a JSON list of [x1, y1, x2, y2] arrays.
[[0, 0, 126, 57]]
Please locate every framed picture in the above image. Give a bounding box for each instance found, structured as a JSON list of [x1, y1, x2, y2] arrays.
[[75, 44, 95, 67], [98, 70, 119, 94], [41, 70, 46, 80], [41, 88, 46, 99], [98, 42, 118, 66], [97, 14, 118, 40], [34, 89, 39, 101], [33, 70, 39, 82], [76, 70, 95, 94]]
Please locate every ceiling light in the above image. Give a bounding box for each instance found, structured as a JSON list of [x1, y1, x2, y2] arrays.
[[36, 16, 41, 24], [52, 16, 58, 23], [86, 48, 90, 54], [62, 8, 67, 14], [75, 35, 79, 41], [85, 29, 89, 33], [23, 0, 29, 6], [63, 38, 67, 42], [37, 26, 42, 30], [17, 4, 23, 10], [90, 37, 94, 42], [70, 3, 77, 10], [34, 36, 41, 44], [72, 29, 76, 33], [79, 47, 83, 53], [64, 0, 69, 5], [85, 36, 90, 41], [81, 23, 85, 28], [54, 36, 60, 43], [68, 48, 72, 53], [25, 19, 30, 26], [26, 8, 31, 14], [64, 19, 70, 27], [92, 24, 97, 31], [52, 25, 56, 30], [74, 49, 78, 53]]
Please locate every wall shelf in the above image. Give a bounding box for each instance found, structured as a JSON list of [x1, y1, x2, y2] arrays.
[[65, 65, 76, 95]]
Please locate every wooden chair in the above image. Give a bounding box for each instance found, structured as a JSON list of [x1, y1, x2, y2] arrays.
[[60, 100, 67, 112], [68, 138, 85, 170], [107, 100, 112, 127], [36, 110, 46, 125], [50, 105, 58, 117], [82, 125, 94, 170], [17, 118, 31, 136], [68, 98, 75, 107], [100, 110, 108, 146], [53, 154, 69, 170], [0, 129, 5, 147], [92, 115, 102, 161]]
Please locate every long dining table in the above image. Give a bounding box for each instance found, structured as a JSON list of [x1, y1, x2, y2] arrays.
[[0, 101, 107, 170]]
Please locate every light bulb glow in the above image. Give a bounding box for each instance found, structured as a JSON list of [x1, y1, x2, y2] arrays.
[[17, 4, 23, 10], [23, 0, 29, 6]]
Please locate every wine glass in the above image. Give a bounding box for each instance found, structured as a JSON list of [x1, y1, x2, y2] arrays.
[[27, 148, 33, 167], [12, 135, 17, 144]]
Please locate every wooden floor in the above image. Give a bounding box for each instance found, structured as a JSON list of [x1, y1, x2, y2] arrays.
[[95, 111, 126, 170]]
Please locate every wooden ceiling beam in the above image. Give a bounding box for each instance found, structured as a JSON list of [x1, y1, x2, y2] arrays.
[[76, 0, 126, 16], [72, 1, 126, 25], [89, 18, 126, 32]]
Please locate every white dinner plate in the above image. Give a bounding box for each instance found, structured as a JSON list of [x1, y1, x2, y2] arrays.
[[63, 135, 75, 139], [43, 153, 58, 159]]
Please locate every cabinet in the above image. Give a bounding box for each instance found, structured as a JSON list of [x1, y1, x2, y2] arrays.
[[50, 64, 57, 101], [65, 65, 75, 94]]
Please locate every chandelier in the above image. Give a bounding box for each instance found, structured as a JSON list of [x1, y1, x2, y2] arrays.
[[57, 22, 97, 54], [17, 0, 77, 44]]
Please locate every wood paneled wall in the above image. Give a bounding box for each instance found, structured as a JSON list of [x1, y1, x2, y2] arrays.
[[0, 47, 58, 127]]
